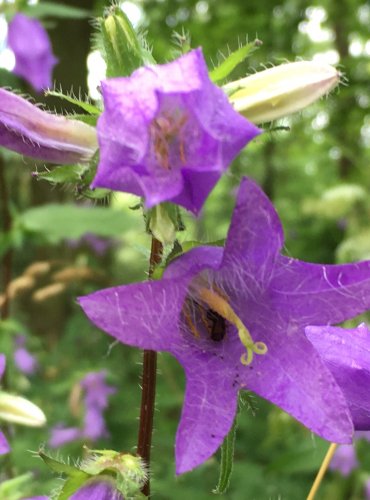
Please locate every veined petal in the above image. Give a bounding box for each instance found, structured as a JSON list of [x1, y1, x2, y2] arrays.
[[0, 89, 97, 164], [272, 256, 370, 325], [78, 277, 190, 352], [306, 324, 370, 430], [175, 361, 238, 474], [221, 177, 284, 287]]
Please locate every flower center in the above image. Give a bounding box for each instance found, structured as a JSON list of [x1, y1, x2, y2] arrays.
[[150, 111, 187, 170], [185, 286, 267, 365]]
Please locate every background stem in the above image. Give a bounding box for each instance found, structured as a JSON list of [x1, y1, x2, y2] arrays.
[[137, 236, 163, 497]]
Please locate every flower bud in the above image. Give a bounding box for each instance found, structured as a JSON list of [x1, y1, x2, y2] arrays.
[[100, 7, 150, 77], [148, 203, 178, 246], [0, 391, 46, 427], [224, 61, 340, 124]]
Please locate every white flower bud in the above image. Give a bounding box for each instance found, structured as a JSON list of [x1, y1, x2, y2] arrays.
[[224, 61, 340, 124], [0, 391, 46, 427]]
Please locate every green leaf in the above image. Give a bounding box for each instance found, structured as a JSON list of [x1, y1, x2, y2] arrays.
[[18, 204, 140, 243], [45, 90, 100, 115], [39, 451, 88, 478], [23, 2, 91, 19], [210, 40, 261, 83], [0, 473, 33, 500], [213, 408, 238, 494], [36, 164, 89, 185]]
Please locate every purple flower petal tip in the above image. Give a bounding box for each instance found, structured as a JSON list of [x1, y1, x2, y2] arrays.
[[0, 429, 10, 455], [93, 48, 260, 213], [70, 477, 124, 500], [8, 13, 57, 92], [306, 323, 370, 430], [0, 88, 97, 164], [79, 177, 370, 473], [330, 444, 358, 476]]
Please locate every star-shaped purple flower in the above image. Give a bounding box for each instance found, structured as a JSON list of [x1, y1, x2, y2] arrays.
[[0, 354, 10, 455], [93, 48, 260, 214], [79, 178, 370, 474], [306, 323, 370, 430], [8, 13, 58, 92]]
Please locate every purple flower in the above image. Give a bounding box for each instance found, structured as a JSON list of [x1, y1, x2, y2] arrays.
[[93, 48, 260, 214], [69, 476, 124, 500], [0, 88, 97, 164], [7, 13, 57, 92], [79, 177, 370, 473], [329, 445, 358, 476], [365, 478, 370, 500], [49, 425, 82, 448], [306, 324, 370, 430], [0, 354, 10, 455], [14, 335, 38, 375], [49, 371, 115, 447]]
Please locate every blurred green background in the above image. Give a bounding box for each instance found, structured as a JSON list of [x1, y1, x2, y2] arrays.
[[0, 0, 370, 498]]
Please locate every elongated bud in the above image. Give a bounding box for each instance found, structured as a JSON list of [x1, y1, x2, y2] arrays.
[[224, 61, 340, 124], [148, 203, 180, 246], [101, 7, 153, 77], [0, 391, 46, 427], [0, 88, 97, 164]]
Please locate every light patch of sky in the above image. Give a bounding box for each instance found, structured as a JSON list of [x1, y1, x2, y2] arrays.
[[120, 1, 144, 28], [360, 120, 370, 148], [299, 6, 340, 65], [87, 50, 106, 101], [0, 15, 15, 71], [312, 110, 329, 130]]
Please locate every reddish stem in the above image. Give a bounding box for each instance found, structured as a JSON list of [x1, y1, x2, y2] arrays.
[[137, 236, 163, 497]]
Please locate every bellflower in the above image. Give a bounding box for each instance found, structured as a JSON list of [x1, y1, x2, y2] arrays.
[[329, 445, 358, 476], [14, 335, 38, 375], [0, 88, 97, 164], [93, 48, 260, 214], [8, 13, 57, 92], [79, 178, 370, 474], [69, 476, 124, 500], [49, 371, 115, 447], [306, 323, 370, 429], [0, 354, 10, 455]]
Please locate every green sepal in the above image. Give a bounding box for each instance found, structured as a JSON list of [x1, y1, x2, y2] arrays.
[[36, 164, 89, 185], [23, 2, 91, 19], [210, 39, 262, 84], [100, 6, 154, 78], [45, 90, 100, 115], [39, 451, 90, 478]]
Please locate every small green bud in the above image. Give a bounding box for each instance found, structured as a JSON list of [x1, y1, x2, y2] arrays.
[[0, 391, 46, 427], [224, 61, 340, 124], [100, 6, 153, 77]]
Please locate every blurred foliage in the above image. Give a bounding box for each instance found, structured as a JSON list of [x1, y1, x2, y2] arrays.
[[0, 0, 370, 498]]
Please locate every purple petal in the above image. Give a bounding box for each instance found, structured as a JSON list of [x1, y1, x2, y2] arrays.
[[221, 178, 284, 287], [49, 426, 82, 447], [329, 445, 358, 476], [164, 245, 223, 280], [82, 407, 108, 441], [0, 354, 5, 379], [0, 429, 10, 454], [271, 256, 370, 325], [0, 88, 97, 164], [8, 14, 57, 92], [14, 347, 38, 375], [238, 316, 354, 443], [306, 324, 370, 429], [175, 360, 238, 474], [93, 49, 260, 213], [70, 477, 124, 500], [80, 371, 116, 409], [78, 277, 190, 352]]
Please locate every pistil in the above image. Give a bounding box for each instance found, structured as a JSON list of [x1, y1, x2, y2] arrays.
[[196, 287, 267, 365]]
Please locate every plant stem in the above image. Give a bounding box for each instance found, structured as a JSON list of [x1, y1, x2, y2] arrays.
[[307, 443, 338, 500], [137, 236, 163, 497]]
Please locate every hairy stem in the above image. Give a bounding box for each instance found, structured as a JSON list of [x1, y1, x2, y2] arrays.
[[137, 236, 163, 497]]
